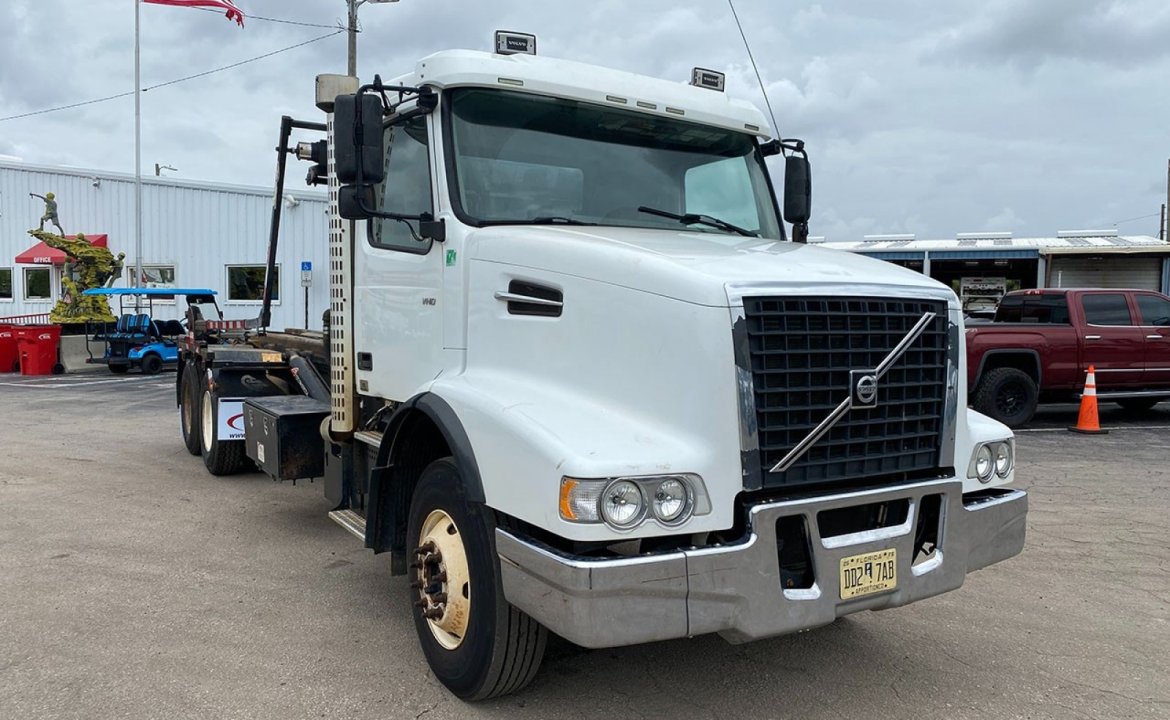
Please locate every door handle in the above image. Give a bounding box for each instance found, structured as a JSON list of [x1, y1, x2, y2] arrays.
[[1147, 335, 1163, 340], [1084, 335, 1101, 340], [494, 292, 563, 308]]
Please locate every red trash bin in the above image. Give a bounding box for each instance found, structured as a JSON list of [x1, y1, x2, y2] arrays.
[[0, 324, 17, 373], [15, 325, 62, 376]]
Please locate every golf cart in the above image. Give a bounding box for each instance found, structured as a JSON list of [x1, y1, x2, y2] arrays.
[[82, 288, 219, 374]]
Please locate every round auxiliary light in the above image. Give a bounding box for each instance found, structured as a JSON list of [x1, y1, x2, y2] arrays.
[[994, 441, 1013, 478], [600, 480, 646, 528], [652, 478, 690, 523], [976, 444, 995, 483]]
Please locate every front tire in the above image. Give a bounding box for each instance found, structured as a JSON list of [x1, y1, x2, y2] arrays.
[[974, 367, 1038, 428], [140, 353, 163, 375], [406, 458, 547, 700], [179, 363, 202, 456], [200, 388, 246, 475]]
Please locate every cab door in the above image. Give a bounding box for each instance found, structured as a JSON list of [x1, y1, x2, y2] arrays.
[[353, 113, 443, 401], [1077, 292, 1146, 389], [1133, 292, 1170, 386]]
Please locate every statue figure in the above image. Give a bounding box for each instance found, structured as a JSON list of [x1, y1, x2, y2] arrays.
[[26, 229, 117, 324], [30, 192, 65, 235]]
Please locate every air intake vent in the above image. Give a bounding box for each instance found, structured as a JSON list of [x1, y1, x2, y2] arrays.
[[500, 280, 563, 317]]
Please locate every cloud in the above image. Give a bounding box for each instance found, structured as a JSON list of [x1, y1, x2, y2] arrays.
[[0, 0, 1166, 241]]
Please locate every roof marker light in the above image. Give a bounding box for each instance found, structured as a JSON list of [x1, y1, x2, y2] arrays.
[[691, 68, 726, 92], [495, 30, 536, 56], [606, 95, 629, 105], [497, 77, 525, 87]]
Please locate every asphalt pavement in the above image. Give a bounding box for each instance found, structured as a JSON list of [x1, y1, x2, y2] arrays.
[[1, 372, 1167, 720]]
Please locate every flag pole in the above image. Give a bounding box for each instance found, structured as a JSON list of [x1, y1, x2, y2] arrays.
[[134, 0, 143, 294]]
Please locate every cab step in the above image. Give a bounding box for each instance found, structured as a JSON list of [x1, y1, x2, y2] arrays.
[[328, 509, 366, 541]]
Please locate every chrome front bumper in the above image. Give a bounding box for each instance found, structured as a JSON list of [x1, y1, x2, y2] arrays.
[[496, 479, 1027, 649]]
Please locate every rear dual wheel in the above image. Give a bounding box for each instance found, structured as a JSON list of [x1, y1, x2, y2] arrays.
[[407, 458, 547, 700], [179, 363, 201, 456], [200, 387, 246, 475]]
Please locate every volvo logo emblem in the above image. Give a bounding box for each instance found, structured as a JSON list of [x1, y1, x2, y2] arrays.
[[852, 371, 879, 408]]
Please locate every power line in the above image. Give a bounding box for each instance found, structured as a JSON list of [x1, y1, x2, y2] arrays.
[[1112, 212, 1161, 226], [0, 30, 343, 122], [184, 4, 342, 30]]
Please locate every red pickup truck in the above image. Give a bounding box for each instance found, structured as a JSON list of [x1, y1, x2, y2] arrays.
[[966, 288, 1170, 426]]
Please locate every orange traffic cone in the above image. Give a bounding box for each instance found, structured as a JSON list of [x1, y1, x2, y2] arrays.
[[1069, 365, 1109, 434]]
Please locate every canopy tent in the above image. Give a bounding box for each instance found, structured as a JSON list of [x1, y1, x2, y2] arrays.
[[15, 234, 109, 265]]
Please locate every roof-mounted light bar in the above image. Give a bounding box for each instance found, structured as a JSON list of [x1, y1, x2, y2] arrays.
[[495, 30, 537, 56], [691, 67, 726, 92]]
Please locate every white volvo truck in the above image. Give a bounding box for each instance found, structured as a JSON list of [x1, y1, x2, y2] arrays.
[[177, 32, 1028, 700]]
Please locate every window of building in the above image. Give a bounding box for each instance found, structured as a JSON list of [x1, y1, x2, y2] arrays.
[[1081, 293, 1133, 326], [1135, 294, 1170, 327], [128, 265, 176, 289], [0, 268, 12, 301], [24, 267, 52, 301], [227, 265, 278, 303]]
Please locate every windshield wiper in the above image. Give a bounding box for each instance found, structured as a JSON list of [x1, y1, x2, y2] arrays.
[[637, 206, 757, 237], [527, 216, 598, 226]]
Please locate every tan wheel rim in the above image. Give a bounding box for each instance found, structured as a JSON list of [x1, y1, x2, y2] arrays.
[[201, 390, 214, 453], [414, 509, 471, 651]]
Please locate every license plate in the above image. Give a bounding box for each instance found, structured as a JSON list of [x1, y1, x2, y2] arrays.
[[839, 549, 897, 600]]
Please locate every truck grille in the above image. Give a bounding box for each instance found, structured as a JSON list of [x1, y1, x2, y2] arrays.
[[743, 296, 949, 489]]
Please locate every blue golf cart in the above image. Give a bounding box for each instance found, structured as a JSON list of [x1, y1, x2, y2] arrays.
[[82, 288, 218, 374]]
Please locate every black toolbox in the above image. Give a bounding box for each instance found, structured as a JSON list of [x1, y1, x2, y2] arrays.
[[243, 395, 330, 481]]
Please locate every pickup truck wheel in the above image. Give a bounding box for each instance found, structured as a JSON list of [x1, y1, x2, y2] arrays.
[[1116, 397, 1161, 413], [200, 388, 246, 475], [179, 364, 202, 456], [406, 457, 547, 700], [974, 367, 1037, 428]]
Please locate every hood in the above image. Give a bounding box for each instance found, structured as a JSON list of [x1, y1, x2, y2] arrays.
[[466, 225, 954, 307]]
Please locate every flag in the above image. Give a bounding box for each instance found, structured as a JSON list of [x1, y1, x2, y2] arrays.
[[142, 0, 245, 27]]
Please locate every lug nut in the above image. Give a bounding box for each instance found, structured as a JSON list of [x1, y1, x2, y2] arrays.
[[423, 607, 444, 620], [431, 592, 448, 604], [409, 581, 422, 590], [432, 571, 447, 583], [413, 542, 436, 556], [413, 599, 427, 609]]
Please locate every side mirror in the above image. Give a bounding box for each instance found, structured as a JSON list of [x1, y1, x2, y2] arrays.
[[783, 155, 812, 225], [334, 93, 385, 185], [338, 185, 376, 220]]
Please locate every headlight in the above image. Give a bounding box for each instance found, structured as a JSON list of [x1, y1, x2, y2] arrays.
[[993, 441, 1013, 478], [651, 478, 691, 524], [560, 474, 710, 529], [600, 480, 645, 528], [975, 444, 994, 482]]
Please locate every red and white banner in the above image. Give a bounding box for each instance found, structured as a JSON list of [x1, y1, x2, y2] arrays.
[[142, 0, 245, 27]]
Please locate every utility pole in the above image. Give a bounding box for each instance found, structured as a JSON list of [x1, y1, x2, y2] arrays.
[[346, 0, 399, 77]]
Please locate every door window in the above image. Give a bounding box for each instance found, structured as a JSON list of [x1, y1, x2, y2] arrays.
[[1135, 294, 1170, 327], [1081, 294, 1133, 326], [369, 116, 433, 253]]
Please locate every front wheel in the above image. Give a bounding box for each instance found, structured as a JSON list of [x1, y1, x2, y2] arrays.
[[140, 353, 163, 375], [973, 367, 1038, 428], [406, 458, 547, 700], [200, 388, 246, 475]]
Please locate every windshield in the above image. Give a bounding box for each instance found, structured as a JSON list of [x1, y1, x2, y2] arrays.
[[446, 88, 783, 240]]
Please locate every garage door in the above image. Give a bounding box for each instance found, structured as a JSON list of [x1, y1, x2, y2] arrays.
[[1049, 256, 1163, 290]]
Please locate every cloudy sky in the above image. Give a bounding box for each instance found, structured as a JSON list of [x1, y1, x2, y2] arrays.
[[2, 0, 1168, 240]]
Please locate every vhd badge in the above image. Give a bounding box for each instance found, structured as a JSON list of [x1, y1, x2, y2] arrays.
[[851, 370, 879, 409]]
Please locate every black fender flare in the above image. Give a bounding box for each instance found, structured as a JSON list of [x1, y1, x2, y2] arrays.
[[375, 392, 484, 502], [975, 349, 1043, 391]]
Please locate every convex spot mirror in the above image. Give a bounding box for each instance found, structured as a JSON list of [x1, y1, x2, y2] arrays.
[[784, 155, 812, 225], [334, 93, 385, 185]]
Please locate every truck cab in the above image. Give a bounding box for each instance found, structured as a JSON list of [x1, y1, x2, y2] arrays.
[[181, 35, 1028, 700]]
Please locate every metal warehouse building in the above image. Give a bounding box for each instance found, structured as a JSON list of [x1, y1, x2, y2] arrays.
[[817, 231, 1170, 308], [0, 159, 328, 329]]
